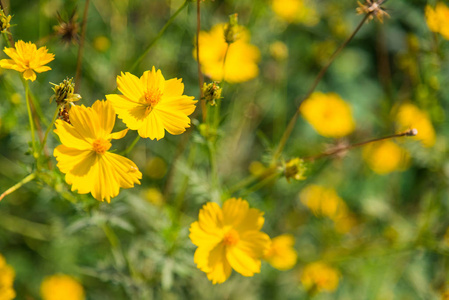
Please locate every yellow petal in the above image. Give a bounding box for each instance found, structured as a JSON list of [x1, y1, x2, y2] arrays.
[[151, 108, 190, 136], [198, 202, 224, 234], [238, 231, 270, 259], [141, 67, 165, 92], [107, 94, 147, 130], [222, 198, 249, 228], [69, 105, 98, 141], [117, 72, 145, 102], [137, 112, 165, 140], [92, 100, 116, 137], [33, 66, 52, 73], [109, 128, 129, 140], [205, 243, 232, 284], [163, 78, 184, 97], [226, 245, 261, 277], [54, 119, 92, 150], [53, 145, 95, 175], [189, 221, 222, 248], [23, 69, 37, 81], [102, 152, 142, 189]]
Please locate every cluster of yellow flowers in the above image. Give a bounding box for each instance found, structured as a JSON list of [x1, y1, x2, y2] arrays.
[[425, 2, 449, 40], [300, 262, 339, 293], [40, 274, 85, 300], [300, 184, 356, 233], [0, 254, 15, 300], [271, 0, 319, 26]]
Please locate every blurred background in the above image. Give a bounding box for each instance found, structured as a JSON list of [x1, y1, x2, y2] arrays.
[[0, 0, 449, 299]]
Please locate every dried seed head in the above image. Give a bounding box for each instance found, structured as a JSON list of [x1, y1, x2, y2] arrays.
[[356, 0, 390, 23], [54, 10, 79, 45]]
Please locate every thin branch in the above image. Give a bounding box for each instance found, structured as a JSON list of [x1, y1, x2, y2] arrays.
[[75, 0, 90, 93], [196, 0, 206, 122]]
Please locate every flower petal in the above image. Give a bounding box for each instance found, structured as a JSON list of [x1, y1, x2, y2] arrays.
[[189, 221, 222, 248], [137, 111, 165, 140], [141, 67, 165, 92], [107, 94, 147, 130], [206, 243, 232, 284], [23, 69, 36, 81], [117, 72, 145, 102], [92, 100, 116, 137], [226, 245, 261, 277], [54, 119, 92, 150]]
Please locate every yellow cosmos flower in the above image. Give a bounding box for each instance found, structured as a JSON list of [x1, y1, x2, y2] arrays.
[[363, 141, 410, 175], [396, 103, 435, 147], [264, 234, 298, 271], [301, 262, 339, 293], [0, 254, 15, 300], [0, 40, 54, 81], [272, 0, 319, 26], [425, 2, 449, 40], [106, 67, 197, 140], [195, 24, 260, 83], [189, 198, 270, 284], [54, 100, 142, 202], [40, 274, 85, 300], [300, 92, 355, 138]]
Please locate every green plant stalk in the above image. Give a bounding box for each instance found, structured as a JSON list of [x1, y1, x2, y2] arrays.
[[40, 106, 59, 153], [241, 171, 281, 197], [271, 13, 371, 164], [75, 0, 90, 92], [121, 135, 140, 155], [0, 210, 51, 240], [0, 172, 36, 201], [129, 0, 189, 73], [174, 143, 197, 213], [24, 80, 38, 159], [196, 0, 206, 123]]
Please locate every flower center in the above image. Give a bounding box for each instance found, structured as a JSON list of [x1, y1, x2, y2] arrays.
[[92, 138, 111, 154], [144, 89, 163, 113], [223, 229, 240, 246]]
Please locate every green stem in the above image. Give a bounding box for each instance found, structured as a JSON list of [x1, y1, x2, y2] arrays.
[[0, 211, 51, 240], [0, 172, 36, 201], [41, 106, 59, 153], [196, 0, 206, 123], [129, 0, 189, 73], [121, 135, 140, 155], [75, 0, 90, 92], [24, 80, 38, 160], [240, 171, 280, 197]]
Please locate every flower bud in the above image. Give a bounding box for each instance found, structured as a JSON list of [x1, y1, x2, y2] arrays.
[[202, 81, 222, 106], [224, 13, 240, 44], [284, 158, 307, 182]]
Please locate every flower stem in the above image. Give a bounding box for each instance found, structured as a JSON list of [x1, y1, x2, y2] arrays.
[[121, 135, 140, 156], [40, 106, 60, 153], [0, 172, 36, 202], [303, 129, 418, 162], [129, 0, 189, 73], [75, 0, 90, 93], [24, 80, 38, 159], [196, 0, 206, 123], [271, 13, 371, 164]]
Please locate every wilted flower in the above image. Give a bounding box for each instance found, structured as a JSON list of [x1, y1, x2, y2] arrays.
[[356, 0, 390, 23], [54, 100, 142, 202], [425, 2, 449, 40], [264, 234, 298, 271], [106, 67, 197, 140], [271, 0, 319, 26], [40, 274, 85, 300], [54, 10, 79, 45], [0, 254, 15, 300], [363, 141, 410, 175], [195, 24, 260, 83], [300, 92, 355, 138], [0, 40, 55, 81], [301, 262, 339, 293], [189, 198, 270, 284], [396, 103, 435, 147]]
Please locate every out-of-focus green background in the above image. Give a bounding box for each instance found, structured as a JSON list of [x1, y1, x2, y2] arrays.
[[1, 0, 449, 299]]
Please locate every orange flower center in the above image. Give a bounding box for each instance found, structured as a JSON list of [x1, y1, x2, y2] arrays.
[[144, 89, 163, 113], [223, 229, 240, 246], [92, 138, 111, 154]]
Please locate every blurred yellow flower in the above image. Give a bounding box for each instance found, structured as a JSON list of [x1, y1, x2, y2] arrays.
[[271, 0, 319, 26], [0, 40, 54, 81], [0, 254, 15, 300], [264, 234, 298, 271], [301, 262, 339, 293], [284, 158, 307, 182], [300, 185, 346, 219], [40, 274, 85, 300], [195, 24, 260, 83], [93, 36, 110, 52], [189, 198, 270, 284], [300, 92, 355, 138], [425, 2, 449, 40], [144, 187, 164, 206], [363, 141, 410, 175], [396, 103, 435, 147], [269, 41, 289, 61], [145, 157, 167, 179], [106, 67, 197, 140], [54, 100, 142, 202]]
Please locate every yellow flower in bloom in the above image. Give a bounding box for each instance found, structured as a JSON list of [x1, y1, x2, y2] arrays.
[[195, 24, 260, 83], [363, 141, 410, 175], [54, 100, 142, 202], [40, 274, 85, 300], [106, 67, 197, 140], [425, 2, 449, 40], [264, 234, 298, 271], [189, 198, 270, 284], [301, 262, 339, 293], [0, 40, 54, 81], [0, 254, 15, 300], [300, 92, 355, 138], [272, 0, 319, 26], [396, 103, 435, 147]]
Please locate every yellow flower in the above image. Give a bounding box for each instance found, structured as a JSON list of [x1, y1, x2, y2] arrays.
[[271, 0, 319, 26], [195, 24, 260, 83], [144, 187, 164, 206], [0, 40, 54, 81], [106, 67, 197, 140], [0, 254, 15, 300], [189, 198, 270, 284], [54, 100, 142, 202], [363, 141, 410, 175], [299, 185, 346, 219], [40, 274, 85, 300], [425, 2, 449, 40], [301, 262, 339, 293], [264, 234, 298, 271], [300, 92, 355, 138], [396, 103, 435, 147]]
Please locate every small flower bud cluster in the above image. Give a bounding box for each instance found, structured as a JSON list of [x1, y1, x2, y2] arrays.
[[0, 9, 11, 33], [224, 13, 240, 44], [202, 81, 222, 106], [51, 78, 81, 123], [284, 158, 307, 182]]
